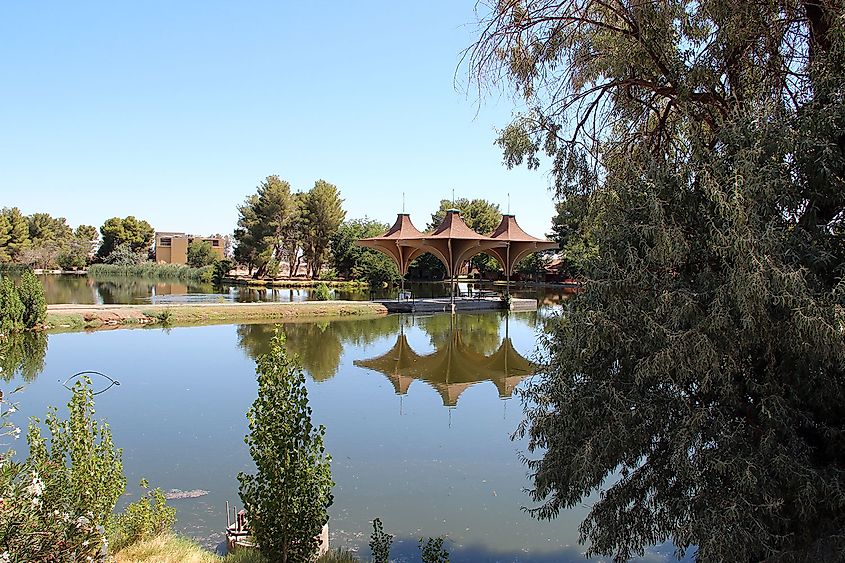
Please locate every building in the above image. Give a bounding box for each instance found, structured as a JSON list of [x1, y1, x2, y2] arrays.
[[154, 232, 225, 264]]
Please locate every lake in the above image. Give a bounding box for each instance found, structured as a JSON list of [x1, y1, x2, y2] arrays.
[[4, 309, 680, 562]]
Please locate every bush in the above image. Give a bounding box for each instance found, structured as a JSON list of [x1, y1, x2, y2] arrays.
[[419, 537, 449, 563], [0, 277, 24, 332], [238, 331, 334, 563], [103, 242, 146, 265], [17, 270, 46, 329], [213, 259, 234, 285], [0, 378, 125, 561], [108, 479, 177, 552], [369, 518, 393, 563], [314, 282, 332, 301]]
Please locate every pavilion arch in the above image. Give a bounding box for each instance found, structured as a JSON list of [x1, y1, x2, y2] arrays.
[[356, 209, 558, 299]]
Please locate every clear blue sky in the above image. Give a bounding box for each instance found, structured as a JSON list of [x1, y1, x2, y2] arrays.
[[1, 2, 556, 238]]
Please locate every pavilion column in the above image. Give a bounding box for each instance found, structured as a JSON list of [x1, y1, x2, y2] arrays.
[[506, 242, 511, 298]]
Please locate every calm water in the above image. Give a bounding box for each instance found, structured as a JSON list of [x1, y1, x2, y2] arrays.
[[35, 274, 572, 307], [4, 311, 679, 562]]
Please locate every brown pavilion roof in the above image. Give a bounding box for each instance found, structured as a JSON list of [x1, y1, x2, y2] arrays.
[[357, 213, 428, 277], [487, 214, 559, 276]]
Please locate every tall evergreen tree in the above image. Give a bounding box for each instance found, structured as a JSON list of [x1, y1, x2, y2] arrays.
[[0, 214, 11, 263], [3, 207, 31, 261], [469, 1, 845, 561], [302, 180, 345, 278]]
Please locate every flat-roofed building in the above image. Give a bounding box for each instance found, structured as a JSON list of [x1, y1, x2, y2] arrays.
[[155, 232, 225, 264]]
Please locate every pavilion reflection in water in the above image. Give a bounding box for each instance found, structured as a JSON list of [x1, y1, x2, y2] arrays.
[[354, 319, 536, 407]]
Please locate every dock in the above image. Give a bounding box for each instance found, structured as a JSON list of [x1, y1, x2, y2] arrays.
[[374, 296, 536, 314]]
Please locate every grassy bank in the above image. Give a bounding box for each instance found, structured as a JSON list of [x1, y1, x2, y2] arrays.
[[45, 301, 389, 331], [114, 534, 357, 563], [88, 262, 214, 282]]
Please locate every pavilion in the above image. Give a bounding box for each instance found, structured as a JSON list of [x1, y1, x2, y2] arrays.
[[356, 208, 558, 299]]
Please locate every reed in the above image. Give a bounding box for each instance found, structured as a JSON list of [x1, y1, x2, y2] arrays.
[[88, 263, 214, 282]]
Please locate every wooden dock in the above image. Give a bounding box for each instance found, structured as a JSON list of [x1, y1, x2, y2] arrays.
[[375, 297, 536, 314]]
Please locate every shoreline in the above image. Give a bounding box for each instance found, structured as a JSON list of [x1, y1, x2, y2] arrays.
[[46, 301, 389, 332]]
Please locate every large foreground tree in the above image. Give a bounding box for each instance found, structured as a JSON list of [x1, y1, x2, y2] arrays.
[[469, 1, 844, 561]]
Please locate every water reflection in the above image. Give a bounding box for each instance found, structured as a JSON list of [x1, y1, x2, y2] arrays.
[[355, 317, 535, 407], [0, 332, 48, 382]]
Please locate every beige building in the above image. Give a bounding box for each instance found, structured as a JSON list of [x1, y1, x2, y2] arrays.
[[155, 232, 225, 264]]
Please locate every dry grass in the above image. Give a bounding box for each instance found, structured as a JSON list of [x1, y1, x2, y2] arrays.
[[113, 534, 267, 563], [113, 533, 358, 563]]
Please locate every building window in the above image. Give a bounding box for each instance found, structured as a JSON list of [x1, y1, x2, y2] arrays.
[[212, 240, 220, 247], [160, 237, 172, 246]]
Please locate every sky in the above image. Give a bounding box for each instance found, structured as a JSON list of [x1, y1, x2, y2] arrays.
[[0, 2, 556, 238]]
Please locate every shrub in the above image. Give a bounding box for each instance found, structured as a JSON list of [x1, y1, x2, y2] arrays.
[[27, 378, 126, 528], [419, 537, 449, 563], [213, 259, 234, 285], [0, 277, 24, 332], [153, 309, 173, 326], [103, 242, 146, 265], [314, 282, 332, 301], [238, 331, 333, 563], [108, 479, 177, 552], [17, 270, 46, 329], [369, 518, 393, 563], [0, 378, 125, 561]]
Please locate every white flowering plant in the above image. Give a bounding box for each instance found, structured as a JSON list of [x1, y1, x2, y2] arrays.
[[0, 377, 123, 561]]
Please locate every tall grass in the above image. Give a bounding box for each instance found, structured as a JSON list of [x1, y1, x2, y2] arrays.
[[88, 263, 214, 283]]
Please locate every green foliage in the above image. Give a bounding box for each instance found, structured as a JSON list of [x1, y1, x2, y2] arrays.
[[0, 459, 108, 562], [1, 207, 31, 262], [235, 176, 299, 278], [549, 195, 597, 278], [0, 277, 24, 333], [314, 282, 332, 301], [303, 180, 346, 278], [0, 331, 47, 381], [368, 518, 392, 563], [28, 378, 126, 528], [153, 309, 173, 326], [102, 242, 147, 265], [471, 1, 845, 561], [17, 270, 46, 329], [419, 537, 449, 563], [1, 378, 125, 561], [0, 214, 11, 263], [98, 216, 154, 259], [187, 239, 219, 268], [330, 218, 398, 286], [317, 548, 359, 562], [108, 479, 177, 552], [213, 259, 234, 285], [238, 331, 334, 563]]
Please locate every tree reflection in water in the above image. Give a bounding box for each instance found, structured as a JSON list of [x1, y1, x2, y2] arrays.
[[0, 331, 48, 382]]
